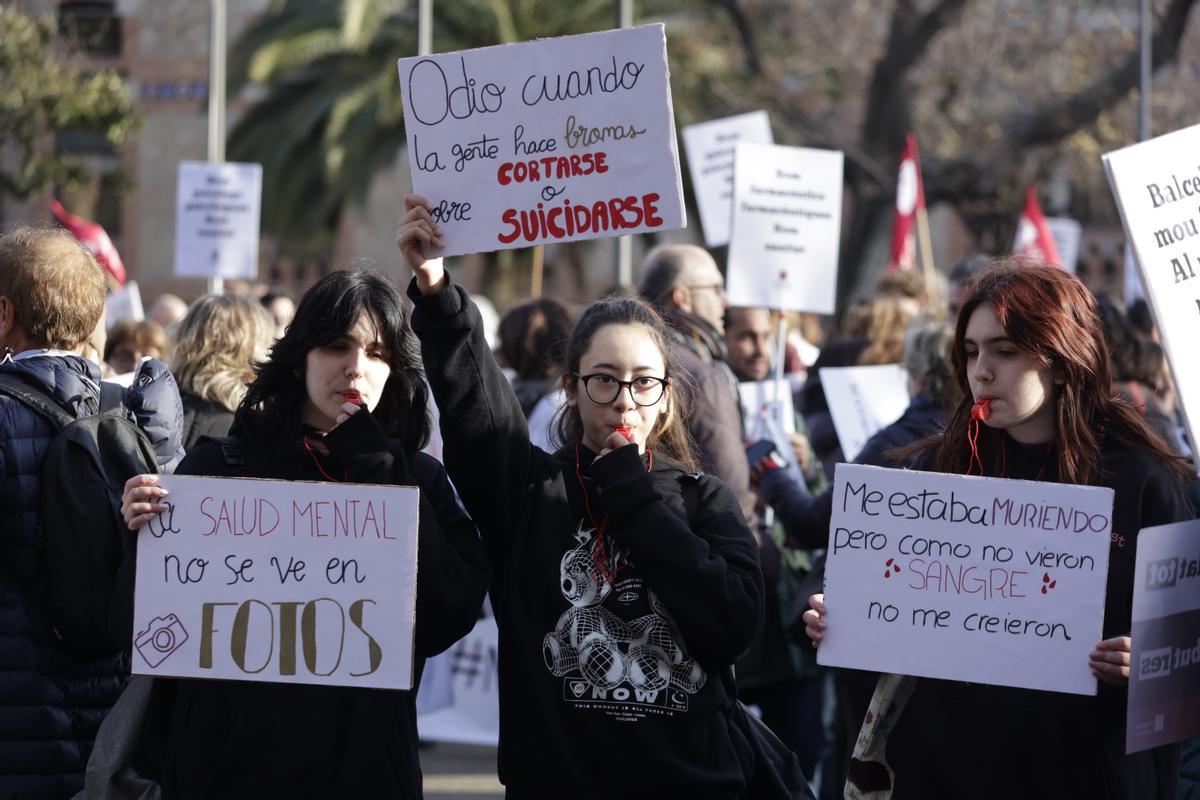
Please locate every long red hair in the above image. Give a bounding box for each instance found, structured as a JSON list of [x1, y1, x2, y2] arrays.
[[926, 260, 1189, 484]]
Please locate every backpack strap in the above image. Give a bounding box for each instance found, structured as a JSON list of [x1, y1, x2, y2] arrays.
[[0, 372, 75, 430], [99, 381, 127, 414]]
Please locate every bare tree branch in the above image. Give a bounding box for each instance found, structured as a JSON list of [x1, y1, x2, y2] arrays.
[[710, 0, 763, 76]]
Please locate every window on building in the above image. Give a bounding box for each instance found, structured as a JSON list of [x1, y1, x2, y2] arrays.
[[59, 1, 121, 57]]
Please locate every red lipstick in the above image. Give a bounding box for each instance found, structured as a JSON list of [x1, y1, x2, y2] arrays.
[[343, 390, 362, 406]]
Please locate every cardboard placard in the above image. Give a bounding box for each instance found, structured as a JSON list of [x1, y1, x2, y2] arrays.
[[681, 111, 773, 246], [105, 280, 144, 329], [1103, 124, 1200, 474], [1126, 518, 1200, 753], [132, 475, 419, 690], [174, 161, 262, 279], [397, 25, 685, 258], [818, 464, 1113, 695], [726, 142, 844, 313], [818, 364, 909, 461]]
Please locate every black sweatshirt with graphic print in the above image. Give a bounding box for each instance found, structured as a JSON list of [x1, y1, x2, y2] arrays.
[[410, 278, 765, 799]]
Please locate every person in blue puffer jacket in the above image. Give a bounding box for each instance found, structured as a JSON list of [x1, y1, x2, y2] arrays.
[[0, 225, 184, 800]]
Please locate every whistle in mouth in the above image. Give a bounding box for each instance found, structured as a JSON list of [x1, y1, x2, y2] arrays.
[[971, 398, 992, 421], [343, 390, 363, 406], [613, 426, 634, 443]]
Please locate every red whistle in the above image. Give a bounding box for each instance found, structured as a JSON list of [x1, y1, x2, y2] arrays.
[[613, 426, 634, 443], [343, 390, 362, 406], [971, 398, 991, 421]]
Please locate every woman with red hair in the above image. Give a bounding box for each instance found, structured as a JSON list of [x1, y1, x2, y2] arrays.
[[806, 260, 1194, 799]]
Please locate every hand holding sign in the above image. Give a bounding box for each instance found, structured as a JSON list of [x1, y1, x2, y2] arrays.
[[396, 194, 448, 295]]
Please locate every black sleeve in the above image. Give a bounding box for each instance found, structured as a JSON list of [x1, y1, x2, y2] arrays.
[[590, 446, 765, 667], [758, 468, 834, 550], [408, 277, 539, 559], [323, 407, 400, 484], [408, 453, 491, 657]]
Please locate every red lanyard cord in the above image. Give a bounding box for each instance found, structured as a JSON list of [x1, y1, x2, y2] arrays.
[[967, 424, 1053, 480], [574, 443, 653, 585], [303, 438, 348, 483]]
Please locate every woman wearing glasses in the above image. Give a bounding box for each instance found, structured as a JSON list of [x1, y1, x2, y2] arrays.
[[397, 195, 766, 799]]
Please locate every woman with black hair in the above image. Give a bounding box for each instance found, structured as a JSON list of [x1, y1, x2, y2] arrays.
[[120, 270, 490, 799]]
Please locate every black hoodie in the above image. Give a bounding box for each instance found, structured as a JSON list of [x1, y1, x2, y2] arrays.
[[410, 279, 765, 799]]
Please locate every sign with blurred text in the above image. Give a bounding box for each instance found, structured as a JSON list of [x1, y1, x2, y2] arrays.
[[397, 25, 685, 258], [1126, 518, 1200, 753], [726, 143, 843, 313], [682, 111, 773, 247], [174, 161, 262, 279]]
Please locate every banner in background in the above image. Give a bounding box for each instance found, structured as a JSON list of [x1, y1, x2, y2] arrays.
[[726, 142, 844, 313], [397, 25, 685, 258], [133, 475, 420, 691], [681, 111, 772, 247], [818, 464, 1113, 695], [1013, 185, 1063, 267], [887, 132, 926, 272]]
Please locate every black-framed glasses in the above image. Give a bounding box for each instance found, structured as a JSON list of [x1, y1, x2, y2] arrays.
[[573, 373, 668, 406]]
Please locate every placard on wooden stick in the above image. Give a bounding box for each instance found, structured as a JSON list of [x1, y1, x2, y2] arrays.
[[726, 142, 844, 314], [1103, 123, 1200, 470], [132, 475, 420, 690], [397, 25, 685, 258], [818, 464, 1113, 695]]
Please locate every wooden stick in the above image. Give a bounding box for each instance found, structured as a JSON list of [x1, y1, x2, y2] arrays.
[[916, 205, 940, 308], [531, 245, 545, 298]]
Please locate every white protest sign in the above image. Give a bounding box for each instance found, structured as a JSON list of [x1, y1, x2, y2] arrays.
[[132, 475, 419, 690], [397, 25, 685, 258], [1046, 217, 1082, 273], [417, 614, 500, 746], [819, 464, 1113, 695], [1127, 518, 1200, 753], [727, 142, 843, 313], [1103, 123, 1200, 475], [681, 111, 773, 247], [819, 364, 909, 461], [739, 378, 803, 485], [174, 161, 262, 279], [104, 280, 143, 329]]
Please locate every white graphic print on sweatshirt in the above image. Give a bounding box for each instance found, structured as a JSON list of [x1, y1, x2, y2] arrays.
[[543, 522, 707, 721]]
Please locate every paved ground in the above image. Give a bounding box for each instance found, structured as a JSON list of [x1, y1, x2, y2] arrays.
[[421, 742, 503, 799]]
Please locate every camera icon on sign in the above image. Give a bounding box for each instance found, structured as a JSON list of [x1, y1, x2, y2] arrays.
[[134, 613, 189, 668]]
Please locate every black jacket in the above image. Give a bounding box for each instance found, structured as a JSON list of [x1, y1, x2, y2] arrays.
[[411, 279, 764, 799], [131, 410, 490, 799], [0, 353, 184, 800], [885, 435, 1194, 800], [179, 392, 234, 451]]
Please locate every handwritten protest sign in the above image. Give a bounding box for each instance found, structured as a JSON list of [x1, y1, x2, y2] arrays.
[[739, 378, 803, 485], [174, 161, 262, 279], [726, 142, 843, 313], [397, 25, 685, 258], [818, 464, 1113, 695], [1127, 518, 1200, 753], [1103, 123, 1200, 471], [681, 111, 773, 247], [133, 475, 419, 690], [819, 364, 909, 461]]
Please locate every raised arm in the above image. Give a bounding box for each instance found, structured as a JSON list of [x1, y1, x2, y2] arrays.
[[399, 194, 538, 554]]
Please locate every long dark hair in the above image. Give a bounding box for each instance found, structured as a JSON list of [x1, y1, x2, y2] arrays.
[[912, 260, 1189, 483], [553, 297, 700, 472], [236, 270, 431, 453]]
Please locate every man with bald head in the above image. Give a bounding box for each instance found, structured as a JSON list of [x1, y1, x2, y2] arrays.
[[638, 244, 758, 530]]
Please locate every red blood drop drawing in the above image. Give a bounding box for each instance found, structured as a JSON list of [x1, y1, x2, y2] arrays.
[[1041, 586, 1047, 594]]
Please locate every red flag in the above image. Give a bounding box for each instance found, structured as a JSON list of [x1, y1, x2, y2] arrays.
[[50, 199, 127, 286], [887, 133, 926, 271], [1012, 186, 1062, 267]]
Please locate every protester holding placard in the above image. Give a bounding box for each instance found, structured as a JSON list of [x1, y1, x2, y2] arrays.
[[118, 270, 490, 799], [805, 261, 1194, 799], [397, 195, 773, 798]]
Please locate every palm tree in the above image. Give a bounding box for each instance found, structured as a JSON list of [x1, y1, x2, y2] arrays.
[[227, 0, 622, 253]]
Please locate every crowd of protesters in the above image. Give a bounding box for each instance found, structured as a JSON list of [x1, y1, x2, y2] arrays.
[[0, 200, 1197, 800]]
